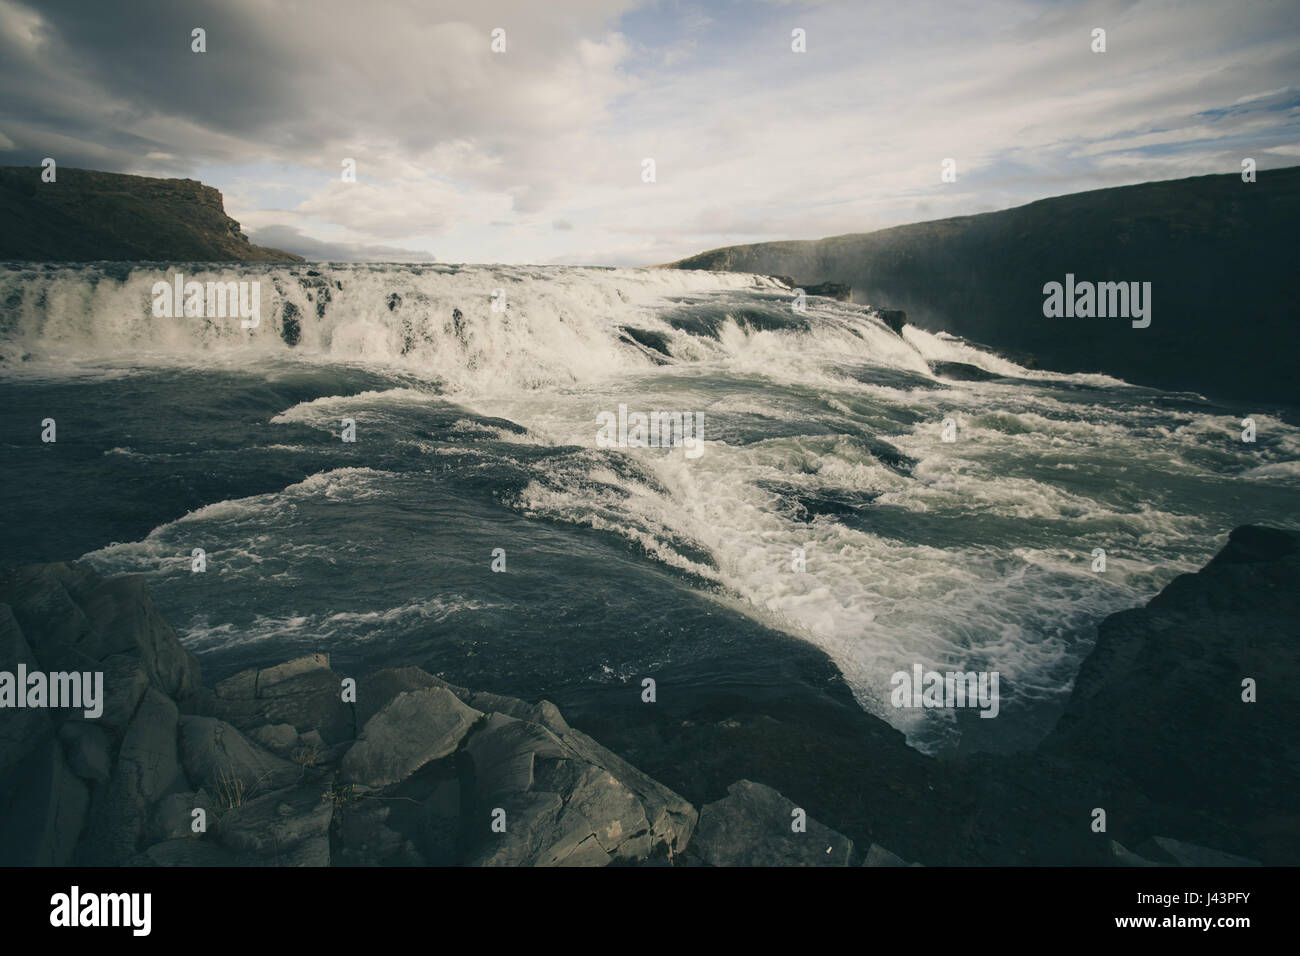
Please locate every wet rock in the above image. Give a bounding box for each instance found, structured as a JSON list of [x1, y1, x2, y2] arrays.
[[873, 308, 908, 335], [927, 360, 1001, 381]]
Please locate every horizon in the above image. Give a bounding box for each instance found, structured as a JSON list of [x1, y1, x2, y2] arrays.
[[1, 0, 1297, 266]]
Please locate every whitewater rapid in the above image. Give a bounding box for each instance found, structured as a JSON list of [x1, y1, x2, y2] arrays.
[[4, 261, 1298, 752]]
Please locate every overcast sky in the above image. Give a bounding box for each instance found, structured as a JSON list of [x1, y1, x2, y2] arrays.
[[1, 0, 1297, 264]]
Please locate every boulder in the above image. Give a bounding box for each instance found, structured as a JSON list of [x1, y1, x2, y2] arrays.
[[0, 737, 90, 865], [79, 575, 201, 703], [79, 688, 182, 864], [216, 778, 334, 860], [1044, 525, 1300, 863], [0, 564, 95, 656], [0, 605, 52, 778], [352, 665, 453, 726], [552, 724, 696, 859], [147, 789, 216, 844], [255, 654, 331, 692], [465, 712, 567, 801], [59, 721, 112, 781], [801, 281, 852, 301], [341, 687, 480, 787], [92, 652, 150, 731], [927, 360, 1001, 382], [690, 780, 853, 866], [460, 712, 695, 866], [873, 308, 908, 335], [251, 723, 299, 757], [863, 843, 921, 867], [180, 715, 302, 801], [211, 666, 354, 744]]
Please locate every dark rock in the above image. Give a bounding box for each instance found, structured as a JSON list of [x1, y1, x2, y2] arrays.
[[210, 662, 354, 744], [465, 713, 567, 802], [127, 838, 252, 866], [79, 688, 182, 864], [215, 778, 333, 860], [280, 301, 301, 347], [1108, 841, 1161, 867], [800, 282, 852, 301], [352, 665, 452, 726], [147, 789, 215, 844], [214, 667, 257, 699], [1147, 836, 1260, 867], [180, 715, 302, 800], [873, 308, 908, 335], [58, 722, 112, 781], [927, 360, 1001, 382], [93, 652, 150, 731], [619, 326, 673, 357], [863, 843, 920, 866], [341, 688, 480, 787], [250, 723, 299, 757], [1042, 525, 1300, 863], [0, 563, 95, 658], [0, 738, 90, 865], [459, 711, 696, 865], [256, 654, 330, 691], [0, 605, 52, 778], [689, 779, 853, 866]]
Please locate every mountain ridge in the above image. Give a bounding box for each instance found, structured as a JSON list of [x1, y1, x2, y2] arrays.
[[667, 167, 1300, 404]]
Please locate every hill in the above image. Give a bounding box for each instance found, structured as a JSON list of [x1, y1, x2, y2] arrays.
[[668, 168, 1300, 404], [0, 166, 303, 263]]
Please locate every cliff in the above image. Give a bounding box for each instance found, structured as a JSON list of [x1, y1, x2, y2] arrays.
[[666, 167, 1300, 404], [0, 167, 303, 263]]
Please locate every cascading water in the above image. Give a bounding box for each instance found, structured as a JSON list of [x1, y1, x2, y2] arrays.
[[3, 261, 1298, 754]]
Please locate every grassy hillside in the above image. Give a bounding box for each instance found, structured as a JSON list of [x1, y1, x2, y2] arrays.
[[0, 166, 303, 263]]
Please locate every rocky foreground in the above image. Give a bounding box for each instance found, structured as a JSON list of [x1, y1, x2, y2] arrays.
[[0, 525, 1295, 866]]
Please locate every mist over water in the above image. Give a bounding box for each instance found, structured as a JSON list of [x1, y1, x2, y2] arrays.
[[3, 262, 1298, 754]]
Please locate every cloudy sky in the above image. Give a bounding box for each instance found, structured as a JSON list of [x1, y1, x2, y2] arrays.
[[1, 0, 1297, 264]]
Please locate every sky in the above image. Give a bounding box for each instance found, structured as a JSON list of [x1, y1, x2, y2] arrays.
[[1, 0, 1297, 265]]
